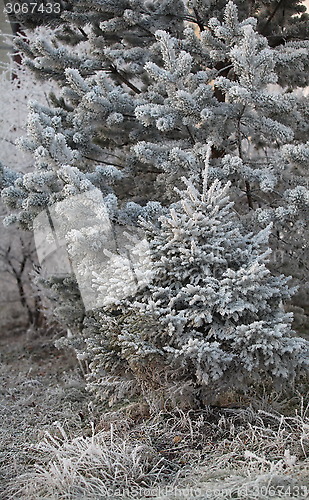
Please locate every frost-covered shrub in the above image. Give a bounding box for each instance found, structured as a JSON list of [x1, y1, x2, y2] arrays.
[[85, 173, 309, 408]]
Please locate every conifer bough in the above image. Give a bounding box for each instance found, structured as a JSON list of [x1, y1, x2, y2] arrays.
[[1, 0, 308, 408]]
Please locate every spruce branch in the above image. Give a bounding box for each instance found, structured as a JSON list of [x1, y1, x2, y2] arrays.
[[108, 64, 141, 94], [261, 0, 286, 35], [82, 155, 125, 169], [192, 7, 205, 32]]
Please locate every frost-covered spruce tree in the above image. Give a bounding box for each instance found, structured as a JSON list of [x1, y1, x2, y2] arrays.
[[0, 1, 308, 375], [131, 1, 309, 318], [85, 168, 309, 408], [7, 1, 308, 217], [2, 0, 307, 320]]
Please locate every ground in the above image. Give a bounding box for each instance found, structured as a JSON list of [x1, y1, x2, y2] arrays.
[[0, 328, 90, 498], [0, 329, 308, 500]]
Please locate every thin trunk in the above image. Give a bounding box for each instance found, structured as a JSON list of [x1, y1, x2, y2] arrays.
[[245, 180, 254, 210], [14, 273, 33, 324], [237, 112, 253, 210], [211, 61, 231, 159]]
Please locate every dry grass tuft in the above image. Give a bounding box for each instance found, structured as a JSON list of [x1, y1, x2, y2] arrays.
[[6, 399, 309, 499]]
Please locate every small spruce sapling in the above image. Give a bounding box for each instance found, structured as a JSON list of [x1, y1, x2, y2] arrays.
[[104, 163, 309, 407]]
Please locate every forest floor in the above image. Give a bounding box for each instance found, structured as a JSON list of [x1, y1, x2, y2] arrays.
[[0, 328, 90, 498], [0, 329, 308, 499]]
